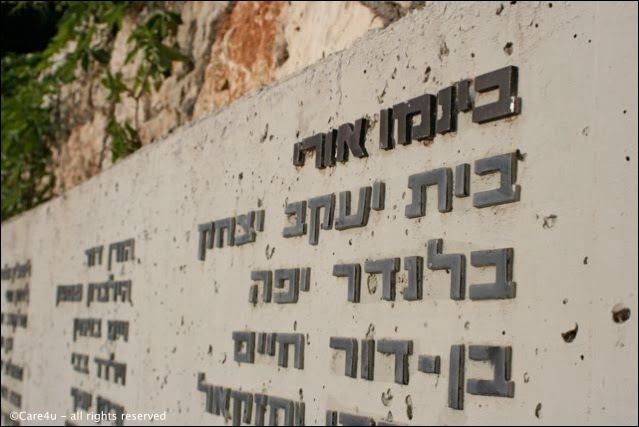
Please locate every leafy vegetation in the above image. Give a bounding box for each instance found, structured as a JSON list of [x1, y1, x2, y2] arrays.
[[1, 2, 189, 220]]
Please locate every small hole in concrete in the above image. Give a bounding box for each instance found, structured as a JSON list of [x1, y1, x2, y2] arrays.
[[504, 42, 514, 55], [535, 402, 542, 418], [542, 214, 557, 229], [405, 395, 413, 420], [562, 323, 578, 343], [381, 388, 393, 406], [423, 66, 432, 83], [612, 304, 631, 323]]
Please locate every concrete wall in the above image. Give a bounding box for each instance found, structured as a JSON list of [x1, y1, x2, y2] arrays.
[[1, 2, 637, 425]]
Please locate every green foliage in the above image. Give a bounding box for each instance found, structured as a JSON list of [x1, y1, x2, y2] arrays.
[[1, 1, 190, 220], [101, 69, 128, 103], [127, 9, 190, 96], [107, 117, 140, 162], [1, 52, 55, 218], [42, 2, 123, 81]]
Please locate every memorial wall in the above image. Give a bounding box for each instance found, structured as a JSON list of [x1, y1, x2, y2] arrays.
[[1, 2, 637, 426]]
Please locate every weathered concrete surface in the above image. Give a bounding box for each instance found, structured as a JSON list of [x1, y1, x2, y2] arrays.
[[1, 2, 637, 425]]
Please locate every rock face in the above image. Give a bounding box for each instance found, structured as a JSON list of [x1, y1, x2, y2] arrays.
[[51, 1, 422, 195]]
